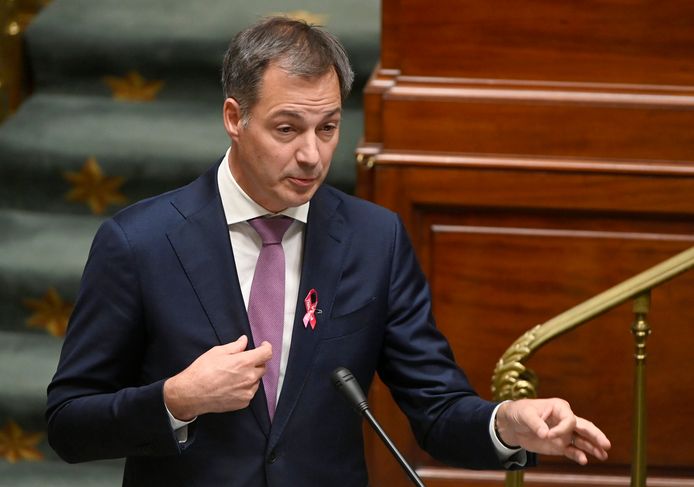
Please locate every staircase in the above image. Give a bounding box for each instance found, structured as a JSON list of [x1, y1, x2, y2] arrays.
[[0, 1, 379, 484]]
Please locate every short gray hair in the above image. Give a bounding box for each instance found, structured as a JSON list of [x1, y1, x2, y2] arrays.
[[221, 16, 354, 120]]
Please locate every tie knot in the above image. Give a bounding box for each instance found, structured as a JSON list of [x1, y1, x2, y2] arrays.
[[249, 216, 293, 245]]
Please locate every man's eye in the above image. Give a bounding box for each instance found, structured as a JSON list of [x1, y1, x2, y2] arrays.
[[322, 124, 337, 132], [278, 126, 293, 134]]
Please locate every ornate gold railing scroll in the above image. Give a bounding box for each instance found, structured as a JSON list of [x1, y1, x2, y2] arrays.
[[491, 246, 694, 487]]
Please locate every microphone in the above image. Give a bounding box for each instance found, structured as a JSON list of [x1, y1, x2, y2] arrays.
[[331, 367, 426, 487]]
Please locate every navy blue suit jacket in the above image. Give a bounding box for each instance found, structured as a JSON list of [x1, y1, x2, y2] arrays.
[[47, 162, 509, 486]]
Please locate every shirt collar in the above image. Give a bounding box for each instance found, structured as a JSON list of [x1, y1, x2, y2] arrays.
[[217, 148, 310, 225]]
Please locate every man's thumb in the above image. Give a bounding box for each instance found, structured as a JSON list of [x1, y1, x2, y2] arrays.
[[221, 334, 248, 354]]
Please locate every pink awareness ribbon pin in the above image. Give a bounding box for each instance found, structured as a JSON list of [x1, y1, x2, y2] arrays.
[[303, 288, 318, 329]]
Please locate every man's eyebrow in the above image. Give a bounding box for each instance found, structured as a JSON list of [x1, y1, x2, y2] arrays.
[[322, 108, 342, 118], [269, 108, 342, 120]]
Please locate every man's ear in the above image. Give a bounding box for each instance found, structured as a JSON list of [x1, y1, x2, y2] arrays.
[[222, 97, 243, 140]]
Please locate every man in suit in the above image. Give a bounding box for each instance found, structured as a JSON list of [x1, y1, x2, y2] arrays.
[[46, 17, 610, 486]]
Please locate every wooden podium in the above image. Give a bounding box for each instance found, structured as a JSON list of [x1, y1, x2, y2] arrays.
[[356, 1, 694, 486]]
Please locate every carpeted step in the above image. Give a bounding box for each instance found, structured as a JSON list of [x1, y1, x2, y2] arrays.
[[0, 460, 124, 487], [0, 210, 101, 334], [0, 330, 62, 429], [0, 92, 365, 214], [0, 330, 124, 483], [26, 0, 380, 93], [0, 93, 226, 214]]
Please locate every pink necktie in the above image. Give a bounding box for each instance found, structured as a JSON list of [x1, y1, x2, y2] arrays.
[[247, 216, 293, 420]]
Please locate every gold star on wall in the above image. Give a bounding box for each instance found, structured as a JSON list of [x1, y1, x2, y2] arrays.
[[23, 288, 73, 337], [0, 421, 44, 463], [64, 156, 127, 214], [270, 10, 329, 25], [103, 70, 165, 102]]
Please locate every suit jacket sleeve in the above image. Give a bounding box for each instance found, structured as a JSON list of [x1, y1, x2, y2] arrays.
[[377, 214, 517, 469], [46, 218, 182, 463]]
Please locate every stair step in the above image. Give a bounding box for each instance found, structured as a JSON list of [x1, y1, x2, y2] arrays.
[[0, 210, 100, 333], [0, 459, 124, 486], [0, 92, 364, 214], [0, 331, 62, 427], [26, 0, 380, 90]]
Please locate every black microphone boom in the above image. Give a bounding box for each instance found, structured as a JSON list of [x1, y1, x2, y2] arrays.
[[331, 367, 426, 487]]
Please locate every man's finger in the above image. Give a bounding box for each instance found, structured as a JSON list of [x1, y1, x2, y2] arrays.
[[244, 341, 273, 365], [516, 405, 550, 439], [573, 434, 609, 461], [565, 444, 588, 465], [575, 417, 612, 452], [545, 402, 576, 440]]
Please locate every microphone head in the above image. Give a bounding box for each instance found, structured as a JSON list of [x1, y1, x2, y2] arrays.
[[331, 367, 369, 414]]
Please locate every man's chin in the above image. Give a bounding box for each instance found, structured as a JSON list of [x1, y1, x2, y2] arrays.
[[290, 188, 318, 206], [267, 186, 318, 212]]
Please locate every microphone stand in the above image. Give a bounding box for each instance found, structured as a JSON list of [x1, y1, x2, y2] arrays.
[[362, 408, 425, 487], [332, 367, 426, 487]]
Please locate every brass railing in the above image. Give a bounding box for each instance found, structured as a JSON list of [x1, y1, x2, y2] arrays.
[[0, 0, 50, 122], [491, 245, 694, 487]]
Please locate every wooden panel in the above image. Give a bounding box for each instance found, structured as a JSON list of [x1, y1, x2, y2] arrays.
[[367, 163, 694, 225], [383, 0, 694, 86], [362, 162, 694, 487], [364, 2, 694, 485], [381, 88, 694, 160], [362, 69, 399, 143], [0, 0, 51, 120], [417, 466, 694, 486], [426, 220, 694, 467], [380, 0, 401, 69]]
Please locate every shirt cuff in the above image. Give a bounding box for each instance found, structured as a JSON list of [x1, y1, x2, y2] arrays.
[[489, 401, 528, 468], [165, 403, 196, 443]]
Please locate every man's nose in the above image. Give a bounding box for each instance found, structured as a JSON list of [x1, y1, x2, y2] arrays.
[[296, 133, 320, 165]]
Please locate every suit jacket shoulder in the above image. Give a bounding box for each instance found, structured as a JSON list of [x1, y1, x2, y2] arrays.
[[110, 161, 222, 240]]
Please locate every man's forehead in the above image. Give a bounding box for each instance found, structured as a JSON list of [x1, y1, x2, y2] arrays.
[[255, 65, 342, 116], [260, 63, 339, 91]]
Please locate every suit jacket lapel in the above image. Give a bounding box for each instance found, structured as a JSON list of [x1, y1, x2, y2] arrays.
[[269, 187, 349, 447], [166, 163, 271, 436]]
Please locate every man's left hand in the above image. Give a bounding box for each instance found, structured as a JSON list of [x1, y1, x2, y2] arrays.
[[495, 398, 611, 465]]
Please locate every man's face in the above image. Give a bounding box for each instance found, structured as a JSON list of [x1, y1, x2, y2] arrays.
[[224, 63, 342, 213]]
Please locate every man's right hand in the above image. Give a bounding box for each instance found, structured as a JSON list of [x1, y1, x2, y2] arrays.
[[163, 335, 272, 421]]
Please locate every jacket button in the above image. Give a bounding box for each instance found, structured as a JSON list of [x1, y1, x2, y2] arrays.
[[268, 451, 278, 464]]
